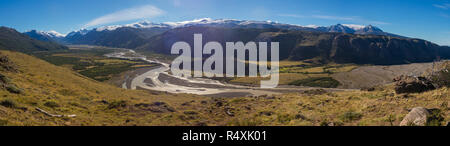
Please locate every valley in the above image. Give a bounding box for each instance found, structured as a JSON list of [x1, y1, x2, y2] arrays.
[[0, 18, 449, 126], [0, 50, 448, 126]]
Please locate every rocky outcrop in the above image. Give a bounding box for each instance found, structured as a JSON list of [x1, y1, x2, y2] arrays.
[[400, 107, 430, 126], [400, 107, 445, 126], [393, 75, 435, 94], [0, 54, 17, 72]]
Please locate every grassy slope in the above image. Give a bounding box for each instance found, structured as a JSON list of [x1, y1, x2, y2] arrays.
[[0, 50, 448, 126], [0, 50, 213, 126]]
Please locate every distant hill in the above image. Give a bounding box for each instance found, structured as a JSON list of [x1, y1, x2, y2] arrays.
[[137, 26, 450, 65], [64, 26, 169, 49], [0, 27, 67, 53]]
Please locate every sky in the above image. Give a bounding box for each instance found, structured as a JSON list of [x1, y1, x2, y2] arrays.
[[0, 0, 449, 45]]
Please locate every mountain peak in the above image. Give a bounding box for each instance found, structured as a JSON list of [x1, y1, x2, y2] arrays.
[[359, 25, 383, 33], [25, 30, 65, 38], [328, 24, 356, 33]]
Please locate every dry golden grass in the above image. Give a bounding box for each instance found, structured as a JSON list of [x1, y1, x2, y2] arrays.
[[0, 51, 448, 126]]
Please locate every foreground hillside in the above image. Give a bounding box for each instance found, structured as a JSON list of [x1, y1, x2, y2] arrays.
[[0, 50, 448, 126]]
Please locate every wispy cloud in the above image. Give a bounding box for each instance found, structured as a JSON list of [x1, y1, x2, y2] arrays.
[[278, 14, 305, 18], [172, 0, 182, 7], [85, 5, 164, 28], [440, 13, 450, 18], [434, 3, 450, 9], [311, 15, 356, 21], [279, 14, 389, 25]]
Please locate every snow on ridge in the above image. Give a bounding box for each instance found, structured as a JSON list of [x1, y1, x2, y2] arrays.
[[46, 30, 66, 37], [26, 30, 66, 37], [342, 24, 366, 31], [95, 21, 171, 32], [304, 25, 321, 29], [67, 18, 380, 36]]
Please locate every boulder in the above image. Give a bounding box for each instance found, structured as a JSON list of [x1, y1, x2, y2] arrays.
[[393, 75, 435, 94], [400, 107, 430, 126]]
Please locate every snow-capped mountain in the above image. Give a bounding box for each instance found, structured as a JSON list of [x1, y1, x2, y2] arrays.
[[25, 18, 403, 46], [24, 30, 65, 42], [64, 18, 395, 37], [327, 24, 356, 33]]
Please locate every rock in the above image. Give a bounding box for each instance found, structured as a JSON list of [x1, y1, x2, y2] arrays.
[[225, 108, 235, 117], [393, 75, 435, 94], [0, 55, 17, 72], [400, 107, 430, 126]]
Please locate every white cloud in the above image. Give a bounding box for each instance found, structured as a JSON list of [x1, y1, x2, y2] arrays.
[[279, 14, 389, 25], [278, 14, 305, 18], [434, 3, 450, 9], [85, 5, 164, 28], [311, 15, 356, 21]]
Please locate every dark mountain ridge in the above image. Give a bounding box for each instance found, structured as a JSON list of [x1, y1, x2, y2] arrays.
[[138, 26, 450, 65], [0, 27, 68, 53]]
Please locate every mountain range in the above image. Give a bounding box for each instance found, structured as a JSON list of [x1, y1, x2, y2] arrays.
[[0, 27, 67, 53], [28, 18, 401, 41], [18, 18, 450, 65]]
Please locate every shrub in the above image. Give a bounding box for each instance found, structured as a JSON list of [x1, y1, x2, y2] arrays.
[[0, 74, 10, 84], [339, 111, 363, 122], [183, 111, 198, 115], [108, 100, 127, 109], [6, 84, 23, 94], [0, 99, 17, 108], [426, 109, 445, 126], [277, 114, 293, 124], [44, 101, 59, 108], [0, 119, 8, 126]]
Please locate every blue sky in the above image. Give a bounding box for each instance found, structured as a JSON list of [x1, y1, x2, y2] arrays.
[[0, 0, 449, 45]]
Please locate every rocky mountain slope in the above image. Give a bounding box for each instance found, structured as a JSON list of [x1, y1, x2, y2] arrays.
[[137, 26, 450, 65]]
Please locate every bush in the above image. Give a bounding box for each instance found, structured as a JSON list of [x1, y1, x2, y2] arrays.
[[0, 99, 17, 108], [0, 119, 8, 126], [426, 109, 445, 126], [277, 114, 293, 124], [108, 100, 127, 109], [289, 77, 341, 88], [6, 84, 23, 94], [44, 101, 59, 108], [339, 111, 363, 122], [0, 74, 10, 84]]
